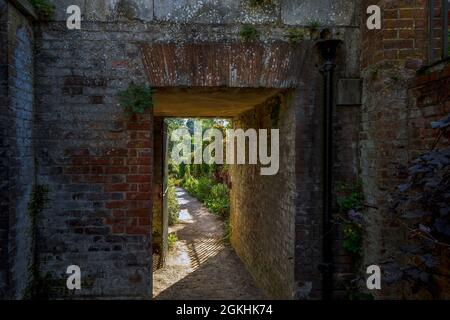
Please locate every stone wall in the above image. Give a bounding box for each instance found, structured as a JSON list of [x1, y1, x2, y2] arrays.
[[0, 0, 36, 299]]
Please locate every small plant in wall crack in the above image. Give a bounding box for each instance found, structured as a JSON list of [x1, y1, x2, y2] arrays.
[[117, 83, 153, 116], [308, 21, 322, 40], [240, 25, 260, 42], [335, 181, 372, 299], [285, 28, 308, 45], [336, 181, 365, 257]]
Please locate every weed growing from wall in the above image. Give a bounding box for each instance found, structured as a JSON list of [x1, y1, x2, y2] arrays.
[[308, 21, 321, 40], [336, 181, 364, 256], [335, 181, 373, 299], [240, 25, 260, 42], [285, 28, 307, 45], [117, 83, 153, 116]]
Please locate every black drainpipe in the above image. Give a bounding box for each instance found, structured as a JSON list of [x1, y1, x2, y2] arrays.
[[317, 39, 342, 300]]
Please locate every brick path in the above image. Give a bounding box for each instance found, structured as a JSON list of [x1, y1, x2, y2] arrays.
[[153, 188, 265, 300]]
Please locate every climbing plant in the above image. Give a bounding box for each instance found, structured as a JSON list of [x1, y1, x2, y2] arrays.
[[335, 180, 372, 299], [385, 115, 450, 298], [117, 83, 153, 116], [336, 181, 364, 257]]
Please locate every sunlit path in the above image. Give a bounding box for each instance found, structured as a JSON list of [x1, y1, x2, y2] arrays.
[[152, 188, 265, 300]]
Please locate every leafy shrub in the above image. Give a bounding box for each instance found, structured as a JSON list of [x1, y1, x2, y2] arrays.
[[195, 177, 213, 202], [168, 233, 178, 251], [117, 83, 153, 116], [167, 178, 180, 226], [183, 176, 198, 196], [205, 184, 230, 218]]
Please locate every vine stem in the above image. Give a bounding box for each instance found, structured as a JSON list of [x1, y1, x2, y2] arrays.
[[395, 218, 450, 249]]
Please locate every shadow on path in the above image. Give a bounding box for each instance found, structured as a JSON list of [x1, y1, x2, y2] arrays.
[[153, 188, 265, 300]]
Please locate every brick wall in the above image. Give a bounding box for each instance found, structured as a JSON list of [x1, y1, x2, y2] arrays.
[[360, 0, 449, 298], [34, 21, 153, 298], [0, 0, 36, 299], [409, 61, 450, 154], [230, 93, 296, 299], [1, 0, 363, 299]]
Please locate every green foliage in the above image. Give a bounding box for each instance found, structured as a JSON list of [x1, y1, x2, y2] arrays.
[[117, 83, 153, 116], [205, 184, 230, 218], [240, 25, 259, 42], [336, 181, 364, 257], [183, 176, 199, 196], [167, 178, 180, 226], [285, 28, 307, 45], [308, 21, 321, 40], [308, 21, 321, 30], [168, 232, 178, 251], [196, 177, 214, 202], [28, 0, 54, 17], [342, 224, 363, 255], [337, 181, 364, 214], [169, 118, 232, 242]]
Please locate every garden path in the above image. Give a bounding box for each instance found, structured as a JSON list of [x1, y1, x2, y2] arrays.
[[152, 188, 265, 300]]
